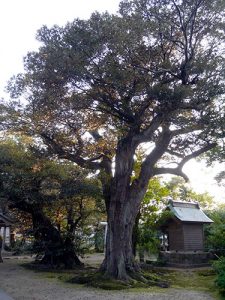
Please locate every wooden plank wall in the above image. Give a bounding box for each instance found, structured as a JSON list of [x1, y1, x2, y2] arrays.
[[183, 223, 204, 251], [168, 222, 184, 250]]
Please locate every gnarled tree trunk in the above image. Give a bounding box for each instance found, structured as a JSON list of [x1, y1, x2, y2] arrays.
[[31, 206, 83, 268], [100, 138, 145, 280], [104, 201, 139, 279], [10, 200, 82, 268]]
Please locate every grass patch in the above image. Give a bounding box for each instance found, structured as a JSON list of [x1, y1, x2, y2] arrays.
[[164, 270, 215, 290], [20, 261, 222, 297], [152, 267, 222, 299]]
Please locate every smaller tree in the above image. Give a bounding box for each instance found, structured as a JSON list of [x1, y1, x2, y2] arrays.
[[134, 177, 170, 257], [213, 257, 225, 295], [0, 137, 103, 267], [45, 175, 105, 257]]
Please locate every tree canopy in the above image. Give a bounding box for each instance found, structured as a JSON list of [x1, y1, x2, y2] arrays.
[[6, 0, 225, 179]]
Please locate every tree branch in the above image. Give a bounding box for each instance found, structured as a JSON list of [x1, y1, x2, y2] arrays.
[[166, 149, 183, 158], [153, 167, 189, 182], [40, 132, 102, 170], [131, 126, 172, 192], [133, 114, 163, 145], [175, 142, 217, 169], [153, 142, 217, 181]]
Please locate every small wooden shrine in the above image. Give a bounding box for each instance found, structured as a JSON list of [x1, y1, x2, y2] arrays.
[[159, 200, 213, 267], [161, 200, 213, 251]]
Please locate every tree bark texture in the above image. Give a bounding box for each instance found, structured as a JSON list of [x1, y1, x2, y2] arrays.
[[101, 139, 145, 279]]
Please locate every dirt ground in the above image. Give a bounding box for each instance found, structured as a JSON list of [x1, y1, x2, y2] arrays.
[[0, 254, 216, 300]]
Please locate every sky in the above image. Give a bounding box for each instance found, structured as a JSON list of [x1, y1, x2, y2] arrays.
[[0, 0, 225, 203], [0, 0, 121, 96]]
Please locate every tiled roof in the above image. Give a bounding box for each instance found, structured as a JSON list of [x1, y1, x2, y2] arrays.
[[168, 200, 213, 223]]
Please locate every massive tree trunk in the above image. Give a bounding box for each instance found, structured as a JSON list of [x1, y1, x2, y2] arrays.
[[100, 137, 146, 280], [104, 200, 139, 279]]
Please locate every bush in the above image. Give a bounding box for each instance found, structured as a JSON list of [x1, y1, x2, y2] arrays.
[[11, 240, 34, 255], [204, 209, 225, 256], [137, 224, 160, 257], [213, 257, 225, 294]]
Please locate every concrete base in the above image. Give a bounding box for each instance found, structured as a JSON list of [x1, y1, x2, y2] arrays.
[[159, 251, 214, 268]]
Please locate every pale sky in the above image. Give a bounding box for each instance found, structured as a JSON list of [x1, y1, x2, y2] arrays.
[[0, 0, 225, 203], [0, 0, 120, 95]]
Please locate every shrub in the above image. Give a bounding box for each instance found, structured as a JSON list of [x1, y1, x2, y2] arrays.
[[10, 240, 34, 255], [213, 257, 225, 294]]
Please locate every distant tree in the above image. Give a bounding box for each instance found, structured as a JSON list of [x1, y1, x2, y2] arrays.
[[166, 177, 214, 209], [135, 177, 170, 256], [4, 0, 225, 279]]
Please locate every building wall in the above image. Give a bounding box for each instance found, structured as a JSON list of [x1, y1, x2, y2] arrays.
[[166, 221, 204, 251], [167, 221, 184, 251], [183, 223, 204, 251]]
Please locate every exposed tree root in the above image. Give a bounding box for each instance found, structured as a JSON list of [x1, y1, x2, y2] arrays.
[[37, 247, 83, 269], [68, 268, 170, 290]]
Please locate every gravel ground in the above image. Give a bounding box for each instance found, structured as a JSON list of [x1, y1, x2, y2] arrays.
[[0, 257, 215, 300]]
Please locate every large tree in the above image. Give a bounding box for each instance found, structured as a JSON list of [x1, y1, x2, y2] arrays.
[[5, 0, 225, 279]]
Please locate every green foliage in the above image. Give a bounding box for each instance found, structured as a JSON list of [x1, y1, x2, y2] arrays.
[[166, 177, 214, 209], [0, 137, 104, 261], [204, 208, 225, 255], [213, 257, 225, 294], [10, 240, 34, 255], [140, 178, 170, 224], [138, 224, 160, 255], [136, 177, 170, 255], [0, 138, 68, 206]]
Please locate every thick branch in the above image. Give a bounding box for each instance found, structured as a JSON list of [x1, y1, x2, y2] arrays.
[[132, 105, 204, 147], [153, 142, 217, 181], [153, 167, 189, 182], [166, 149, 183, 158], [176, 142, 217, 169], [170, 124, 203, 137], [40, 133, 102, 170], [133, 115, 163, 145], [131, 127, 172, 192]]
